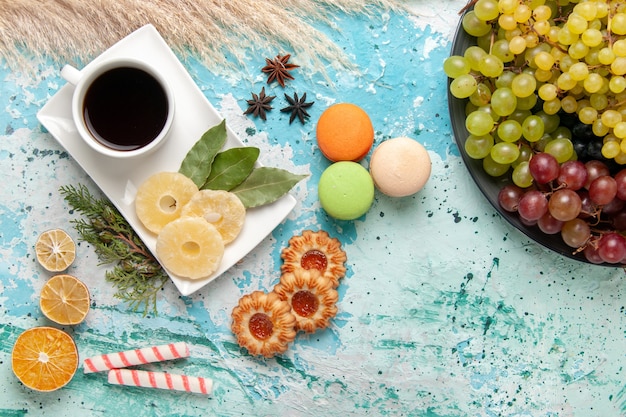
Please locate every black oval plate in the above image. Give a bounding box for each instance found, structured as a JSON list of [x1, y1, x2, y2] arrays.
[[447, 16, 607, 266]]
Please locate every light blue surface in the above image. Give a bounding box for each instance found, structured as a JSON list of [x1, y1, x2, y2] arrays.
[[1, 3, 624, 417]]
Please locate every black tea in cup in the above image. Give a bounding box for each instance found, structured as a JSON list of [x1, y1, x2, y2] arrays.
[[82, 67, 169, 151]]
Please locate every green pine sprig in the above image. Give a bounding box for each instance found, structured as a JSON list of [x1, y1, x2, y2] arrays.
[[59, 184, 168, 315]]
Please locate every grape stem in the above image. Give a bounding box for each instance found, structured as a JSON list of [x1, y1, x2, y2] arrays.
[[458, 0, 478, 15]]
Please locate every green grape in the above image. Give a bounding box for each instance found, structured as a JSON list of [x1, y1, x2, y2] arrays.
[[498, 0, 517, 14], [512, 161, 534, 188], [534, 51, 555, 71], [469, 83, 492, 106], [581, 28, 603, 47], [497, 119, 523, 142], [573, 1, 598, 21], [522, 115, 545, 142], [557, 26, 578, 45], [569, 40, 590, 60], [602, 140, 621, 159], [443, 56, 471, 78], [513, 143, 533, 168], [561, 95, 578, 113], [490, 87, 517, 116], [611, 13, 626, 36], [584, 47, 601, 66], [492, 39, 515, 63], [611, 57, 626, 76], [533, 21, 551, 36], [536, 110, 560, 133], [544, 138, 574, 163], [601, 109, 622, 128], [477, 105, 501, 123], [516, 94, 537, 111], [534, 68, 553, 82], [491, 142, 520, 165], [450, 74, 478, 99], [558, 54, 576, 72], [511, 73, 536, 97], [495, 70, 516, 88], [557, 72, 577, 91], [474, 0, 500, 21], [579, 106, 598, 124], [598, 47, 616, 65], [508, 109, 532, 124], [532, 5, 552, 21], [463, 11, 492, 37], [610, 76, 626, 94], [552, 126, 572, 141], [466, 110, 495, 136], [464, 134, 494, 159], [589, 93, 608, 110], [592, 118, 609, 136], [464, 46, 487, 72], [478, 54, 504, 77], [614, 122, 626, 139], [538, 83, 558, 101], [583, 72, 604, 93], [498, 13, 518, 31], [543, 98, 562, 115], [508, 36, 527, 55], [568, 62, 589, 81], [513, 4, 532, 23], [614, 40, 626, 57], [482, 154, 510, 177], [566, 13, 588, 35]]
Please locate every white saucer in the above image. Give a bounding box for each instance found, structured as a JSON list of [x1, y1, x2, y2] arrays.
[[37, 24, 296, 296]]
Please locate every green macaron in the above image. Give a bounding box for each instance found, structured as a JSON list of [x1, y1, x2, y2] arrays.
[[318, 161, 374, 220]]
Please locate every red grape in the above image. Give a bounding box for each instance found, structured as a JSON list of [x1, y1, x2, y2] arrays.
[[596, 232, 626, 264], [583, 244, 604, 264], [518, 190, 548, 221], [548, 189, 582, 221], [584, 160, 610, 189], [588, 175, 617, 206], [498, 184, 524, 212], [537, 212, 564, 234], [561, 218, 590, 248], [614, 169, 626, 200], [529, 152, 559, 184], [557, 160, 587, 190]]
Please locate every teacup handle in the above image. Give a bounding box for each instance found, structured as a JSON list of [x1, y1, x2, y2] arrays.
[[61, 64, 82, 86]]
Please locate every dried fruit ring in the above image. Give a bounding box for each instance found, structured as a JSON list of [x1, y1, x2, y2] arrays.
[[273, 269, 338, 333], [181, 189, 246, 244], [135, 171, 199, 234], [231, 291, 296, 357], [280, 230, 347, 287], [156, 217, 224, 280]]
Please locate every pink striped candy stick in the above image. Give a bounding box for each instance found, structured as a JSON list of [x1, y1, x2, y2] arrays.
[[107, 369, 213, 395], [83, 342, 189, 373]]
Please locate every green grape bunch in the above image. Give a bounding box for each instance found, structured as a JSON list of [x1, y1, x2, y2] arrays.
[[446, 0, 626, 265]]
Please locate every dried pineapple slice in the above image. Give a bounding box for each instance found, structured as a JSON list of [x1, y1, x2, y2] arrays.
[[181, 189, 246, 244], [135, 172, 199, 234], [156, 217, 224, 280]]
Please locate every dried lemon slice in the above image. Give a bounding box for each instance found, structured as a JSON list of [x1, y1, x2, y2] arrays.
[[181, 189, 246, 244], [156, 217, 225, 280], [40, 274, 90, 325], [135, 172, 199, 234], [12, 326, 78, 392], [35, 229, 76, 272]]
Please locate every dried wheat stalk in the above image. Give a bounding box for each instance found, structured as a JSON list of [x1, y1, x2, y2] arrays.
[[0, 0, 404, 75]]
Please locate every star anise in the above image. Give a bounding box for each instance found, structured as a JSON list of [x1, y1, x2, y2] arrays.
[[262, 54, 299, 87], [244, 87, 276, 120], [280, 92, 314, 125]]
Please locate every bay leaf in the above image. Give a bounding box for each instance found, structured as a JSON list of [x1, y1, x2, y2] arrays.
[[179, 119, 227, 187], [202, 147, 260, 191], [231, 167, 308, 208]]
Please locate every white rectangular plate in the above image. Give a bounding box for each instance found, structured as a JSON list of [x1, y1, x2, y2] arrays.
[[37, 24, 296, 296]]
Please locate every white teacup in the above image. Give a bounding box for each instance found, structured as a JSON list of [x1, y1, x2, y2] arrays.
[[61, 58, 175, 159]]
